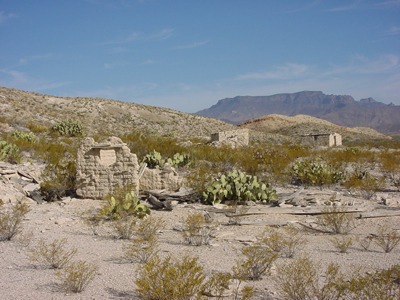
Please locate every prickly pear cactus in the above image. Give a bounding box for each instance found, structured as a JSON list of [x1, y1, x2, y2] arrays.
[[203, 170, 277, 205]]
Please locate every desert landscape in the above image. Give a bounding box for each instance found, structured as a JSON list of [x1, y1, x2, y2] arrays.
[[1, 87, 400, 299]]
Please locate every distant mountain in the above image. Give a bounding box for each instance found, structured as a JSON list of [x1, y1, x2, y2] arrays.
[[196, 91, 400, 134]]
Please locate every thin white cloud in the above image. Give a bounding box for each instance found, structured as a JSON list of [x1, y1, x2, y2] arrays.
[[18, 53, 55, 65], [386, 26, 400, 35], [0, 68, 70, 92], [104, 28, 174, 45], [324, 54, 400, 76], [376, 0, 400, 7], [236, 63, 309, 80], [326, 0, 363, 12], [0, 11, 16, 23], [173, 40, 210, 50]]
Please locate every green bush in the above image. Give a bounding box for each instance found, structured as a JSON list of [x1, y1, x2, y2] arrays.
[[52, 120, 83, 137], [56, 260, 98, 293], [291, 158, 345, 186], [0, 140, 21, 164], [142, 150, 164, 169], [166, 152, 191, 168], [203, 170, 277, 205], [11, 131, 36, 142], [135, 255, 206, 300], [40, 143, 77, 201], [100, 190, 150, 220]]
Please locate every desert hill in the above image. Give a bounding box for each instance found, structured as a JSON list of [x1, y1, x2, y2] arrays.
[[0, 87, 390, 143], [196, 91, 400, 134], [240, 114, 388, 141], [0, 86, 235, 140]]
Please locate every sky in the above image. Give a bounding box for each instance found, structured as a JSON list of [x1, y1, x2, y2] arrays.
[[0, 0, 400, 113]]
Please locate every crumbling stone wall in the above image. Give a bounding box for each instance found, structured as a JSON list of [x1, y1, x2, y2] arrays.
[[301, 133, 342, 147], [211, 129, 249, 148], [139, 164, 184, 192], [76, 137, 139, 199]]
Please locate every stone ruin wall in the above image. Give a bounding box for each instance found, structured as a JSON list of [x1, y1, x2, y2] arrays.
[[301, 133, 342, 147], [76, 137, 139, 199], [211, 129, 249, 148]]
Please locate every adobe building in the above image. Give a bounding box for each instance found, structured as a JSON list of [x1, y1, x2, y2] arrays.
[[210, 129, 249, 148], [301, 132, 342, 147]]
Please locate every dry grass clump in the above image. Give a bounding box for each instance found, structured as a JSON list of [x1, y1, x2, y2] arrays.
[[123, 236, 159, 264], [330, 235, 353, 253], [315, 206, 356, 234], [0, 201, 30, 241], [56, 260, 98, 293], [135, 255, 206, 300], [181, 212, 217, 246], [373, 224, 400, 253], [29, 238, 77, 269]]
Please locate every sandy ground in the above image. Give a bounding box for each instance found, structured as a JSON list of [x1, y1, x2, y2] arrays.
[[1, 187, 400, 300]]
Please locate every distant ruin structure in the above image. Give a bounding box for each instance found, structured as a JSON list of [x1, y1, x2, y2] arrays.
[[301, 133, 342, 147], [76, 137, 140, 199], [211, 129, 249, 148]]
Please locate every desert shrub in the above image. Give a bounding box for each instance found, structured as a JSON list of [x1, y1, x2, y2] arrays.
[[315, 206, 356, 234], [0, 140, 21, 164], [135, 255, 206, 300], [343, 265, 400, 299], [233, 242, 278, 281], [202, 170, 277, 205], [27, 122, 48, 133], [275, 256, 345, 300], [0, 201, 30, 241], [226, 204, 250, 225], [359, 236, 373, 251], [331, 235, 353, 253], [204, 271, 255, 300], [29, 238, 77, 269], [111, 216, 137, 240], [123, 236, 159, 264], [373, 224, 400, 253], [40, 140, 78, 201], [290, 158, 345, 186], [142, 150, 164, 168], [259, 226, 306, 258], [254, 144, 311, 184], [181, 212, 216, 246], [166, 152, 192, 168], [11, 130, 36, 142], [379, 150, 400, 191], [136, 215, 165, 241], [343, 167, 385, 199], [52, 119, 83, 137], [100, 190, 150, 220], [56, 260, 98, 293]]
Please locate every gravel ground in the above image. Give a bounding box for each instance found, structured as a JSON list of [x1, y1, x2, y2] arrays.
[[1, 189, 399, 300]]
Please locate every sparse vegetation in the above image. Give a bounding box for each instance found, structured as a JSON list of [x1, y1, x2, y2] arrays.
[[56, 260, 98, 293], [0, 140, 21, 164], [291, 158, 345, 186], [100, 190, 150, 220], [29, 238, 77, 269], [0, 201, 30, 241], [52, 119, 84, 137], [135, 255, 206, 300], [181, 212, 216, 246], [202, 170, 277, 205], [373, 224, 400, 253], [315, 206, 356, 234], [331, 235, 353, 253]]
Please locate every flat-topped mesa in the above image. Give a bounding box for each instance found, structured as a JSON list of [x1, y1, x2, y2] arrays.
[[76, 137, 139, 199]]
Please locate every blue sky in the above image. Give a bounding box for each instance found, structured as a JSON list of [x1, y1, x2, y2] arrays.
[[1, 0, 399, 112]]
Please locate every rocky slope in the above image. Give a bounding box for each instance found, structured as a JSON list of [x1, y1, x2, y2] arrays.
[[0, 86, 235, 140]]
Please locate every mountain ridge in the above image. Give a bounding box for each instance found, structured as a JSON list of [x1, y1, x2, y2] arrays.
[[196, 91, 400, 134]]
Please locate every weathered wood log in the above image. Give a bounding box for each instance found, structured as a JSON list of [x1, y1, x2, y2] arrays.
[[357, 210, 400, 219]]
